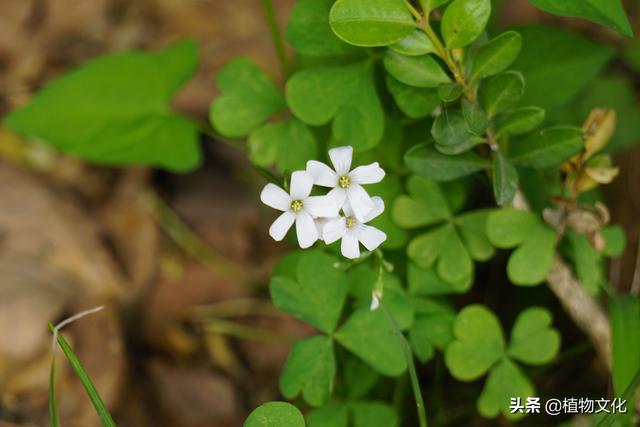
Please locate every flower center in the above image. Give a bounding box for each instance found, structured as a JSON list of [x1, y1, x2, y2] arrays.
[[345, 216, 357, 228], [290, 199, 304, 212], [338, 175, 350, 189]]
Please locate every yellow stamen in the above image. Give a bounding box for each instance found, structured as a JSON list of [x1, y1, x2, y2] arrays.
[[291, 200, 303, 212], [345, 216, 357, 228], [338, 175, 350, 189]]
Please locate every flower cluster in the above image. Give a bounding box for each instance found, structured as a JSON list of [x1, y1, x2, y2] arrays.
[[260, 146, 387, 259]]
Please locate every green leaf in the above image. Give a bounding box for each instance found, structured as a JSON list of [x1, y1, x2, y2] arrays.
[[211, 58, 285, 139], [270, 251, 348, 333], [6, 41, 201, 172], [445, 305, 505, 381], [507, 307, 561, 365], [383, 51, 451, 88], [480, 71, 524, 118], [307, 402, 348, 427], [405, 143, 489, 181], [385, 75, 440, 119], [408, 262, 471, 295], [512, 25, 613, 113], [437, 83, 464, 102], [431, 110, 485, 152], [492, 151, 518, 206], [244, 402, 305, 427], [527, 0, 632, 37], [486, 209, 539, 248], [280, 336, 336, 407], [390, 29, 437, 56], [409, 301, 456, 362], [436, 224, 474, 283], [341, 356, 379, 398], [441, 0, 491, 48], [471, 31, 522, 80], [602, 225, 626, 257], [350, 401, 399, 427], [461, 98, 488, 134], [507, 224, 556, 286], [392, 175, 451, 228], [335, 309, 407, 376], [610, 296, 640, 425], [455, 209, 495, 261], [509, 126, 583, 168], [286, 61, 384, 150], [367, 175, 410, 249], [566, 231, 604, 294], [248, 118, 317, 173], [496, 106, 545, 136], [476, 358, 534, 420], [286, 0, 361, 57], [329, 0, 416, 47]]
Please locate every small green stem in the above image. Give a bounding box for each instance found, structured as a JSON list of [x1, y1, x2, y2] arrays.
[[261, 0, 289, 77], [404, 0, 423, 20], [381, 303, 428, 427]]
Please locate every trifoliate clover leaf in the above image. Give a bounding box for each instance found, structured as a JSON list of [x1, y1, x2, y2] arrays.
[[601, 225, 626, 257], [409, 298, 456, 362], [408, 262, 471, 295], [383, 51, 451, 88], [564, 231, 604, 295], [335, 308, 407, 376], [306, 401, 348, 427], [445, 305, 505, 381], [329, 0, 416, 47], [286, 62, 384, 151], [5, 40, 201, 172], [476, 358, 534, 420], [248, 118, 318, 173], [441, 0, 491, 48], [210, 58, 285, 138], [486, 209, 557, 286], [244, 402, 305, 427], [350, 401, 398, 427], [359, 174, 409, 249], [280, 335, 336, 407], [507, 307, 561, 365], [270, 250, 348, 334], [340, 355, 379, 398]]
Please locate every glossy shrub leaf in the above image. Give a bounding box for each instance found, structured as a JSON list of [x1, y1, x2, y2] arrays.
[[492, 151, 518, 206], [248, 118, 317, 173], [307, 402, 348, 427], [383, 51, 451, 88], [509, 126, 583, 168], [390, 29, 437, 56], [445, 305, 505, 381], [471, 31, 522, 80], [512, 25, 613, 113], [461, 98, 488, 134], [286, 61, 384, 150], [211, 58, 285, 138], [350, 401, 398, 427], [280, 335, 335, 407], [480, 71, 524, 118], [335, 308, 407, 376], [437, 83, 463, 102], [476, 358, 534, 420], [286, 0, 360, 57], [496, 106, 545, 136], [270, 251, 348, 333], [408, 262, 471, 295], [385, 76, 440, 119], [6, 41, 201, 172], [329, 0, 416, 47], [405, 143, 489, 181], [528, 0, 632, 37], [441, 0, 491, 48], [244, 402, 305, 427], [432, 110, 485, 153], [507, 307, 561, 365]]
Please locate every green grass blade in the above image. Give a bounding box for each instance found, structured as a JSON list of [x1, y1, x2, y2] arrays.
[[49, 355, 61, 427], [49, 323, 117, 427]]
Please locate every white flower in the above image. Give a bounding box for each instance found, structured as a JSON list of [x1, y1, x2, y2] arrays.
[[261, 171, 339, 248], [307, 146, 385, 221], [323, 196, 387, 259]]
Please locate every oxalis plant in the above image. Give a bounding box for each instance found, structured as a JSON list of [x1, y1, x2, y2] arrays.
[[3, 0, 639, 426]]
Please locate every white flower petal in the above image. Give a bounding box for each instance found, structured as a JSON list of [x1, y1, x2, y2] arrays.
[[346, 183, 374, 221], [306, 160, 338, 187], [355, 224, 387, 251], [342, 200, 355, 217], [362, 196, 385, 223], [295, 211, 319, 249], [341, 233, 360, 259], [305, 195, 339, 218], [290, 170, 314, 200], [328, 187, 347, 210], [329, 146, 353, 176], [314, 218, 327, 241], [349, 162, 385, 185], [260, 183, 291, 211], [323, 217, 347, 244], [269, 211, 295, 241]]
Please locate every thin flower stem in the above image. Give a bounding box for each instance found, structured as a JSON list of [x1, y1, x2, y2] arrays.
[[404, 0, 423, 21], [381, 303, 428, 427], [261, 0, 290, 78]]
